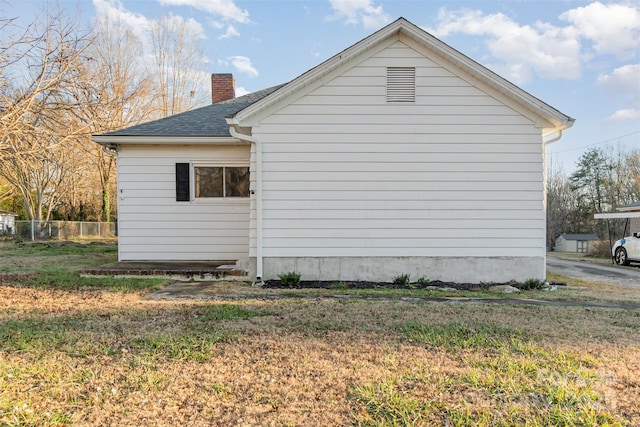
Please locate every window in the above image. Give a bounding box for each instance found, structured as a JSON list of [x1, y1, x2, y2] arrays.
[[387, 67, 415, 103], [194, 166, 250, 198]]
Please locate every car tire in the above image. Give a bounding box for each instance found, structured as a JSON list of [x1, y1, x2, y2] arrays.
[[614, 247, 630, 266]]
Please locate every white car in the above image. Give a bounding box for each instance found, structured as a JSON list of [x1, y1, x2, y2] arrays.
[[612, 232, 640, 265]]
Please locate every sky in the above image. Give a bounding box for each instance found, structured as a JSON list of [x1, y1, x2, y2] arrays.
[[3, 0, 640, 173]]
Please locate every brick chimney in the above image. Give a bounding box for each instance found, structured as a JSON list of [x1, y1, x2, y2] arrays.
[[211, 73, 235, 104]]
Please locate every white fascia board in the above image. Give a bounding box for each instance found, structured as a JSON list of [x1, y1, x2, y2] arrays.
[[232, 20, 403, 125], [594, 212, 640, 219], [232, 18, 574, 133], [91, 136, 245, 146], [399, 25, 574, 131]]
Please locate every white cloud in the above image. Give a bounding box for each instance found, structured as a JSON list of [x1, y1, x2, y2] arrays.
[[425, 2, 640, 84], [426, 8, 581, 83], [209, 20, 224, 29], [599, 64, 640, 123], [161, 13, 206, 40], [605, 108, 640, 122], [217, 24, 240, 39], [598, 64, 640, 95], [229, 56, 258, 77], [327, 0, 391, 29], [92, 0, 153, 42], [235, 86, 250, 97], [560, 2, 640, 58], [93, 0, 205, 42], [158, 0, 249, 23]]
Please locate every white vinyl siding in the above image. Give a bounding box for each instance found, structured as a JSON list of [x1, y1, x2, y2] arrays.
[[117, 145, 249, 261], [251, 39, 544, 261]]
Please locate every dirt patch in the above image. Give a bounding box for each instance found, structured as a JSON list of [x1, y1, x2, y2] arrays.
[[0, 273, 32, 285]]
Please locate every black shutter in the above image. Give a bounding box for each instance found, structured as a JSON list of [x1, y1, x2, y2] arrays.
[[176, 163, 190, 201]]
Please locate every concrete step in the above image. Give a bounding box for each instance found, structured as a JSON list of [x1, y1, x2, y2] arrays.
[[82, 261, 249, 281]]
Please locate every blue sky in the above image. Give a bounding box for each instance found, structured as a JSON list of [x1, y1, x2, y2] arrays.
[[4, 0, 640, 172]]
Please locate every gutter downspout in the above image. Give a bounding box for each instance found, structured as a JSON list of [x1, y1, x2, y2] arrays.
[[228, 123, 263, 283], [542, 129, 563, 146]]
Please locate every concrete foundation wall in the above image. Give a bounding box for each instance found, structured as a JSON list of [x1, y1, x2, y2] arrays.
[[252, 256, 545, 283]]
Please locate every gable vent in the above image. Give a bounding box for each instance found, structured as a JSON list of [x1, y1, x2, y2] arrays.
[[387, 67, 415, 102]]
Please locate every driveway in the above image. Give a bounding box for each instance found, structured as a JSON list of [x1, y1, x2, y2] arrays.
[[547, 256, 640, 290]]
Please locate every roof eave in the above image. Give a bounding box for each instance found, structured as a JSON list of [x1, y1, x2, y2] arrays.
[[398, 21, 575, 129], [233, 17, 574, 130], [232, 18, 406, 123], [91, 135, 244, 145]]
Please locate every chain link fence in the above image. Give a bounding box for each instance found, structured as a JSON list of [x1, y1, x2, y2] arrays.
[[10, 221, 117, 241]]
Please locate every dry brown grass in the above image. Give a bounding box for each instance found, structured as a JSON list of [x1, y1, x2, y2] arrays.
[[1, 241, 639, 425]]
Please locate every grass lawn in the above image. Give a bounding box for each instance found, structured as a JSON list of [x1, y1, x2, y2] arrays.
[[0, 241, 638, 426]]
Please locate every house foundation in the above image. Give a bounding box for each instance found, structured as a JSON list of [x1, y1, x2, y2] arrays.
[[249, 256, 545, 284]]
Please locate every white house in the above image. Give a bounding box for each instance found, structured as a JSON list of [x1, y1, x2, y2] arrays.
[[93, 18, 574, 283]]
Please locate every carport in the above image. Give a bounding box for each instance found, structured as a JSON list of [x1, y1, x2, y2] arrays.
[[594, 201, 640, 263]]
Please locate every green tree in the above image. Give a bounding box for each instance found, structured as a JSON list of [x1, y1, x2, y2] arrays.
[[570, 147, 611, 215]]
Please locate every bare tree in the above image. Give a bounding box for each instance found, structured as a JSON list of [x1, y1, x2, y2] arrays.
[[0, 3, 92, 220], [547, 161, 576, 249], [0, 176, 15, 205], [627, 149, 640, 202], [148, 14, 209, 117], [617, 148, 640, 205], [73, 15, 156, 221], [1, 5, 214, 222]]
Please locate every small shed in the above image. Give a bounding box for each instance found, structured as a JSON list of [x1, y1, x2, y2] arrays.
[[554, 233, 600, 253], [0, 210, 17, 235]]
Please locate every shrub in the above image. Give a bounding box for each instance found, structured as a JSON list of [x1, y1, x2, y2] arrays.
[[590, 239, 613, 258], [331, 281, 349, 290], [278, 271, 301, 287], [392, 274, 411, 286], [520, 278, 546, 290]]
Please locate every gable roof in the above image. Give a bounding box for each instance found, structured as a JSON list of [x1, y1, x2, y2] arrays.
[[557, 233, 600, 241], [95, 17, 574, 146], [93, 84, 284, 142], [229, 17, 574, 135]]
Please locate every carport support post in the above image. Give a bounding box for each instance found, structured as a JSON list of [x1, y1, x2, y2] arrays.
[[606, 219, 613, 263]]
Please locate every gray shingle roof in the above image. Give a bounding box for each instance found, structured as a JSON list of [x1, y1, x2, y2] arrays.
[[100, 84, 285, 137], [558, 233, 600, 241]]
